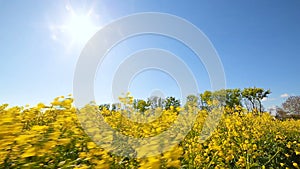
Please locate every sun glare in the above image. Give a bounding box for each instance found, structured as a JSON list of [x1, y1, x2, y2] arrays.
[[50, 4, 100, 48], [64, 14, 98, 43]]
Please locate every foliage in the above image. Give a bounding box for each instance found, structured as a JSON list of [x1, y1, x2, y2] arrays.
[[164, 97, 180, 111], [241, 87, 271, 113], [133, 99, 151, 113], [200, 87, 271, 114]]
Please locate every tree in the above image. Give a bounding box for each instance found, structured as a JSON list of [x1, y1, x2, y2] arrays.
[[200, 89, 241, 111], [211, 89, 227, 107], [184, 95, 199, 111], [99, 104, 110, 111], [148, 96, 164, 109], [241, 87, 271, 113], [275, 107, 288, 119], [165, 97, 180, 110], [111, 103, 117, 111], [199, 91, 212, 109], [133, 99, 150, 113], [282, 96, 300, 115], [225, 89, 242, 109]]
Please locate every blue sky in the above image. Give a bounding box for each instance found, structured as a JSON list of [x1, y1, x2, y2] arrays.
[[0, 0, 299, 110]]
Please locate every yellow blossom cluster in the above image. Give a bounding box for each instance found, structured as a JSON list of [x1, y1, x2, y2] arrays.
[[0, 96, 299, 168]]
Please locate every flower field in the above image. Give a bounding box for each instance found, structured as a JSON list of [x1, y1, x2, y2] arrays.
[[0, 96, 300, 168]]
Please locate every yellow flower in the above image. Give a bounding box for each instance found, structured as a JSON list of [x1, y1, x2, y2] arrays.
[[176, 107, 181, 111], [31, 125, 49, 132], [87, 142, 97, 149], [57, 138, 70, 145], [21, 147, 36, 158], [287, 142, 291, 148], [166, 160, 181, 168], [143, 157, 160, 169], [37, 103, 45, 109]]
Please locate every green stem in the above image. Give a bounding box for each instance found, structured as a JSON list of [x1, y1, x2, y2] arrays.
[[206, 151, 218, 169], [264, 149, 280, 166]]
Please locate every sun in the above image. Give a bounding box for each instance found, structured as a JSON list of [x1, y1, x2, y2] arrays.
[[64, 13, 98, 44], [50, 4, 100, 47]]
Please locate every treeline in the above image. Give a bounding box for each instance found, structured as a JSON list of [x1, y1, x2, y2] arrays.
[[99, 96, 181, 112], [99, 87, 271, 114], [198, 87, 271, 113]]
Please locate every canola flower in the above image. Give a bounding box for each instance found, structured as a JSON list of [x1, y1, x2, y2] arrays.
[[0, 95, 299, 168]]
